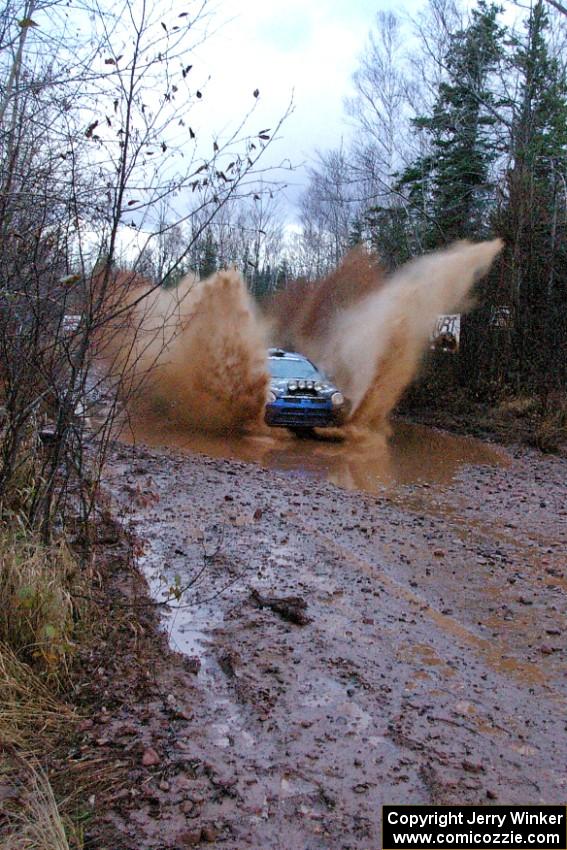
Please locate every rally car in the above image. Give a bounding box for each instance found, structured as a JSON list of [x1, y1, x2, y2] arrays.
[[265, 349, 350, 434]]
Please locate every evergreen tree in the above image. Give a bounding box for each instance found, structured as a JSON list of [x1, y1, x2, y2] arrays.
[[348, 216, 364, 248], [364, 204, 414, 269], [276, 259, 292, 288], [162, 263, 187, 289], [199, 230, 218, 278], [250, 265, 273, 300], [398, 2, 505, 247], [496, 0, 567, 387]]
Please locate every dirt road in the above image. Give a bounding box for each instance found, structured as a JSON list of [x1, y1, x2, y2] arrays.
[[105, 423, 567, 849]]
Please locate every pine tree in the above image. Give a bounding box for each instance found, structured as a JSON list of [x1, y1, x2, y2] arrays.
[[398, 2, 505, 247], [199, 230, 218, 279], [276, 259, 292, 288], [348, 216, 364, 248], [496, 0, 567, 387], [363, 204, 414, 269]]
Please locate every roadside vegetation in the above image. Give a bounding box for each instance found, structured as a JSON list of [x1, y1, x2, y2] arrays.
[[0, 0, 285, 843], [400, 375, 567, 453], [0, 380, 99, 847], [0, 452, 84, 848]]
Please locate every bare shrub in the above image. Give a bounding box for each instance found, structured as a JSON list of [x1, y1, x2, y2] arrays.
[[0, 0, 289, 537]]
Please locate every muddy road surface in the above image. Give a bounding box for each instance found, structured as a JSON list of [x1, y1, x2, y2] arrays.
[[106, 422, 567, 849]]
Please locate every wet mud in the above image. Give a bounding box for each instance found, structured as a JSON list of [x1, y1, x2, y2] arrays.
[[105, 425, 567, 849]]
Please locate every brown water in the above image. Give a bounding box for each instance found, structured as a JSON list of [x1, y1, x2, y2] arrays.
[[122, 419, 507, 494]]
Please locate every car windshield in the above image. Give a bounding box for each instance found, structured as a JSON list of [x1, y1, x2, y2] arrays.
[[268, 356, 321, 380]]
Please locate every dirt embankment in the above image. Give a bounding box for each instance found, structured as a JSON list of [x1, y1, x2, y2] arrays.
[[88, 430, 567, 850]]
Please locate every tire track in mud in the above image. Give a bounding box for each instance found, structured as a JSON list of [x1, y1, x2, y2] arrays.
[[285, 515, 551, 689], [106, 439, 567, 849]]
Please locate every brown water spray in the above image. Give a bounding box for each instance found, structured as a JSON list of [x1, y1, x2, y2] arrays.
[[115, 269, 270, 434], [113, 240, 502, 437], [273, 240, 503, 434]]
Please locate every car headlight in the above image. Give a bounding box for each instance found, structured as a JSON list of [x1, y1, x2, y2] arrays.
[[288, 381, 298, 392], [267, 390, 276, 403], [331, 391, 344, 407], [298, 380, 306, 390], [315, 382, 325, 392], [307, 380, 314, 390]]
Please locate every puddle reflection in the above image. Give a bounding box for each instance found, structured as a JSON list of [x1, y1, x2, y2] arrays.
[[123, 419, 507, 495]]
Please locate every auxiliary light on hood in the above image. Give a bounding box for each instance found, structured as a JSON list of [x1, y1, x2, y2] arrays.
[[286, 379, 322, 393]]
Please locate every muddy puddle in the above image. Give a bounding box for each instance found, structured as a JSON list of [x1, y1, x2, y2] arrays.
[[123, 419, 507, 495]]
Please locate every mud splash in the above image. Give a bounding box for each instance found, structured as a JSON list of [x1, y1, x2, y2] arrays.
[[270, 240, 503, 432], [113, 270, 269, 433], [112, 240, 502, 437]]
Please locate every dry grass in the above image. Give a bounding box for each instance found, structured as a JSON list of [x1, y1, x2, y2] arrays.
[[0, 529, 79, 677], [0, 755, 83, 850], [0, 529, 85, 849], [0, 638, 80, 849], [0, 642, 76, 749], [498, 392, 567, 452], [534, 393, 567, 453], [403, 385, 567, 455], [496, 396, 541, 418]]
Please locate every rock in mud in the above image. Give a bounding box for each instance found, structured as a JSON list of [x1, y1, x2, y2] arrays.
[[141, 747, 160, 767], [179, 828, 202, 846], [200, 825, 219, 843], [249, 587, 311, 625], [462, 759, 485, 774], [218, 648, 241, 677]]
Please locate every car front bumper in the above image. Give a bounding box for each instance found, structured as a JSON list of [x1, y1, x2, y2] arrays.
[[265, 396, 348, 429]]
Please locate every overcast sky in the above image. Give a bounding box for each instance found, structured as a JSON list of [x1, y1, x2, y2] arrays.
[[188, 0, 406, 219]]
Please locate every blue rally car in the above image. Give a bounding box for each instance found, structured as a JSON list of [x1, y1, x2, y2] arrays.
[[265, 349, 350, 434]]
